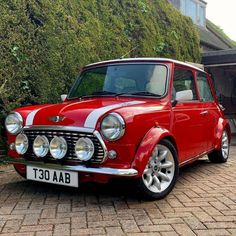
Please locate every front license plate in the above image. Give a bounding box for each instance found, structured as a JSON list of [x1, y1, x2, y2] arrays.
[[26, 166, 79, 187]]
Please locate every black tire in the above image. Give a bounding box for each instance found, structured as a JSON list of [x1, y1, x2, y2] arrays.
[[134, 139, 179, 200], [208, 130, 230, 163]]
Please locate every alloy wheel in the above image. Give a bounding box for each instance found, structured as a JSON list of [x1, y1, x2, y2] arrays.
[[142, 144, 175, 193]]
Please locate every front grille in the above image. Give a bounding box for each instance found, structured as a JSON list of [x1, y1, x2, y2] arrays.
[[23, 129, 106, 164]]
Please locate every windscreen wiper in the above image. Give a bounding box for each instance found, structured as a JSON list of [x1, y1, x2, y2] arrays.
[[129, 91, 161, 97], [92, 91, 117, 95]]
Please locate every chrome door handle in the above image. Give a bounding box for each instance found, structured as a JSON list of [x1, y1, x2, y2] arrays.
[[200, 111, 208, 116]]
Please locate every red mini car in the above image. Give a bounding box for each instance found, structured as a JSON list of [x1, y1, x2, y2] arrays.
[[4, 58, 231, 199]]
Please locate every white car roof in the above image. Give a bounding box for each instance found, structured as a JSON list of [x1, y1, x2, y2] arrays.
[[85, 57, 205, 73]]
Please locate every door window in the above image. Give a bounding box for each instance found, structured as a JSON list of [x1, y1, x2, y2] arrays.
[[196, 72, 214, 102], [172, 67, 197, 100]]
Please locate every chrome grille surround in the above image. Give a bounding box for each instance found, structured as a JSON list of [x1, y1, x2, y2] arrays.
[[22, 126, 107, 164]]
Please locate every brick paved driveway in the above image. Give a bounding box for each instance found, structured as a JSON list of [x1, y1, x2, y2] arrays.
[[0, 147, 236, 236]]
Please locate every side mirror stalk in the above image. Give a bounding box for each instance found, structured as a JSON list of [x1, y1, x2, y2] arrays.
[[171, 100, 178, 107], [61, 94, 67, 102]]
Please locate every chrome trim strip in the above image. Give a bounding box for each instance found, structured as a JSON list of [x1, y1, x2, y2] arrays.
[[93, 130, 108, 162], [3, 157, 138, 177], [179, 148, 215, 167], [24, 125, 94, 133]]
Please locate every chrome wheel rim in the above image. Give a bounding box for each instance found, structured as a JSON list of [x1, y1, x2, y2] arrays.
[[221, 131, 229, 159], [142, 144, 175, 193]]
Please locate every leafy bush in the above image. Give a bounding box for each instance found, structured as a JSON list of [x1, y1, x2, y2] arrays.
[[0, 0, 200, 130]]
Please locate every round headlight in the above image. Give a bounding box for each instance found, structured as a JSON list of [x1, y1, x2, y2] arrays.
[[50, 136, 67, 159], [15, 134, 28, 155], [75, 137, 94, 161], [33, 135, 49, 158], [101, 113, 125, 141], [5, 112, 23, 135]]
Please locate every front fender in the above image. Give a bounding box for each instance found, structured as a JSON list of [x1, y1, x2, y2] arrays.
[[131, 127, 175, 176], [214, 118, 231, 149]]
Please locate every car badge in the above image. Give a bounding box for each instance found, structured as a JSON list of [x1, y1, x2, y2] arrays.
[[49, 116, 65, 123]]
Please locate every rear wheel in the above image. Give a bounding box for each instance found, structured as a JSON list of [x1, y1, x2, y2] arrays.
[[135, 139, 179, 200], [208, 130, 229, 163]]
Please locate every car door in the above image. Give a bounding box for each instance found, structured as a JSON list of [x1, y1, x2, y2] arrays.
[[196, 72, 218, 151], [171, 66, 205, 163]]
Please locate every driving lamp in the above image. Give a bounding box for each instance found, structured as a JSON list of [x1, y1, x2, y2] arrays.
[[50, 136, 67, 159], [75, 137, 94, 161], [15, 134, 28, 155], [33, 135, 49, 157]]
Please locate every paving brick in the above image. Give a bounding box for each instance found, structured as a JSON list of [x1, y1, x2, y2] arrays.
[[194, 211, 214, 223], [53, 223, 70, 236], [227, 229, 236, 235], [213, 215, 236, 222], [36, 231, 53, 236], [134, 214, 153, 226], [2, 219, 22, 233], [20, 224, 53, 232], [140, 225, 173, 232], [204, 222, 236, 229], [105, 226, 124, 235], [14, 201, 31, 210], [71, 227, 105, 235], [183, 216, 206, 230], [57, 203, 71, 213], [88, 220, 120, 228], [152, 218, 184, 225], [194, 229, 230, 236], [128, 233, 161, 236], [71, 216, 87, 229], [0, 233, 35, 236], [201, 206, 223, 216], [41, 208, 56, 219], [209, 201, 229, 211], [161, 232, 178, 236], [120, 219, 140, 233], [171, 223, 195, 236], [22, 214, 40, 226]]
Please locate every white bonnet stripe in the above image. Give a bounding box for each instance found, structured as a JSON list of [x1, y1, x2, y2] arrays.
[[25, 109, 41, 126], [84, 101, 144, 129]]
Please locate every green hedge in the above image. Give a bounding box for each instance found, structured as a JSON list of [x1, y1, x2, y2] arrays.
[[0, 0, 200, 124]]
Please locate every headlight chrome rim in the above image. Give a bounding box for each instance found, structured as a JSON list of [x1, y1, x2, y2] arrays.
[[15, 133, 28, 155], [50, 136, 68, 159], [5, 112, 23, 135], [33, 135, 49, 158], [75, 137, 95, 161], [100, 113, 125, 141]]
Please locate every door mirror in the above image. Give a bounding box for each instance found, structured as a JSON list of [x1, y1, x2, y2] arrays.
[[61, 94, 67, 102], [176, 90, 193, 101]]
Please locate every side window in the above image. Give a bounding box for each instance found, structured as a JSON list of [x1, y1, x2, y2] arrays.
[[172, 67, 197, 100], [196, 72, 214, 102]]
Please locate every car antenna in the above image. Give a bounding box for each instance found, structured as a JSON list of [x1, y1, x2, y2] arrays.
[[120, 45, 139, 59]]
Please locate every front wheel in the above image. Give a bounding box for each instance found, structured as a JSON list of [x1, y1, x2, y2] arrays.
[[134, 139, 179, 200], [208, 130, 230, 163]]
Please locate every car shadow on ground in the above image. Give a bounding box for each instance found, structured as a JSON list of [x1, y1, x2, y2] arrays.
[[1, 157, 223, 202]]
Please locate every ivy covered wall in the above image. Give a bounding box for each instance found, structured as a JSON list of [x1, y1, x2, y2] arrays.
[[0, 0, 200, 122]]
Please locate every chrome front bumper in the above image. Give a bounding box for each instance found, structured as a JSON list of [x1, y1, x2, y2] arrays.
[[3, 157, 138, 177]]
